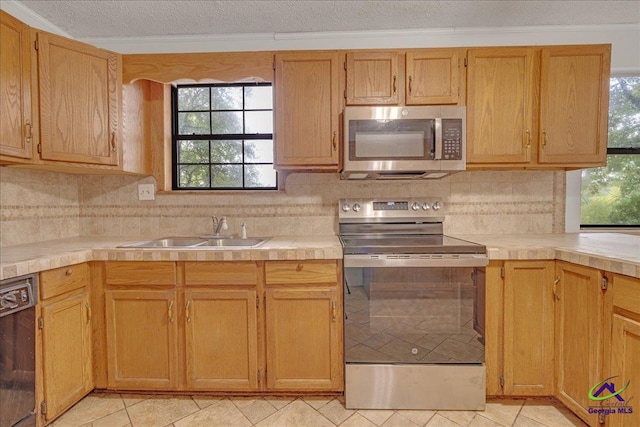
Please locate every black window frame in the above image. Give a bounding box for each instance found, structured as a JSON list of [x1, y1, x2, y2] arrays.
[[581, 75, 640, 228], [171, 82, 277, 191]]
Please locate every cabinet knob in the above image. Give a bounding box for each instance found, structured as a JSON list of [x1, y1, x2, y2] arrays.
[[65, 268, 73, 276], [296, 263, 304, 272]]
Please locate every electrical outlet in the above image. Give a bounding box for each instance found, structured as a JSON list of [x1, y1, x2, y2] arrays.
[[138, 183, 155, 201]]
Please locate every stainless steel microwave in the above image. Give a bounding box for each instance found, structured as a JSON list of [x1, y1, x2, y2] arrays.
[[341, 106, 466, 180]]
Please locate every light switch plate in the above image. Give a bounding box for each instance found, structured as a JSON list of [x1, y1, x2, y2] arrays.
[[138, 183, 155, 201]]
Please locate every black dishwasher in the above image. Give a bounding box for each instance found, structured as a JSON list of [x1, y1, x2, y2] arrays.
[[0, 274, 38, 427]]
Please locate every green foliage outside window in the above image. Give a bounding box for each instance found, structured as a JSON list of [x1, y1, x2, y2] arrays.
[[581, 77, 640, 226], [173, 84, 276, 190]]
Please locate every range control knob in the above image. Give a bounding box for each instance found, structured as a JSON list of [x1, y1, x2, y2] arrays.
[[432, 201, 441, 211], [352, 203, 361, 212], [422, 202, 430, 211], [411, 202, 420, 211], [342, 203, 351, 212]]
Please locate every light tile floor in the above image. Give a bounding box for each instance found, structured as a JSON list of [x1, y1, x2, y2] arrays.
[[51, 393, 588, 427]]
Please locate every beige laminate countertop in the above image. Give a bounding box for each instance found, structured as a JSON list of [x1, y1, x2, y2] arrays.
[[0, 235, 343, 280], [1, 233, 638, 281], [455, 233, 640, 278]]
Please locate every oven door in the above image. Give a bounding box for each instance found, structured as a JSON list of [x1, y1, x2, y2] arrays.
[[343, 256, 485, 365]]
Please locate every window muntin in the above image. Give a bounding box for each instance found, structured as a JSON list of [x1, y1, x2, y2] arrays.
[[581, 77, 640, 227], [172, 83, 276, 190]]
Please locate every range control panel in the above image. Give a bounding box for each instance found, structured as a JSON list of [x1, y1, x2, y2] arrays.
[[339, 198, 444, 222]]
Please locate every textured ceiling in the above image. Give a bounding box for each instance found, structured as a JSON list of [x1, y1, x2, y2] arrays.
[[15, 0, 640, 38]]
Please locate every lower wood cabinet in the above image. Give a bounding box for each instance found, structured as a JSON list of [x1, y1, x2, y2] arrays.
[[503, 260, 555, 395], [184, 289, 258, 391], [555, 261, 606, 426], [605, 274, 640, 427], [104, 289, 179, 390], [264, 260, 343, 392], [486, 260, 555, 397], [265, 286, 342, 391], [102, 260, 343, 393], [39, 264, 93, 422]]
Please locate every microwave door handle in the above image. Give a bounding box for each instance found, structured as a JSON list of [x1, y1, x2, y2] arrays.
[[434, 118, 443, 160]]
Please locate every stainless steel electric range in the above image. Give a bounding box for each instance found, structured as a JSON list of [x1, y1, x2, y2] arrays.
[[339, 198, 488, 410]]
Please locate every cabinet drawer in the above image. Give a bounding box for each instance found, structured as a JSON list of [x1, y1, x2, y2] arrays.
[[265, 260, 338, 285], [613, 274, 640, 315], [184, 262, 258, 286], [105, 262, 176, 286], [40, 263, 89, 300]]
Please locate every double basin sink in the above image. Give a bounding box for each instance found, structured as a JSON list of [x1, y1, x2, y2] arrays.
[[119, 236, 269, 249]]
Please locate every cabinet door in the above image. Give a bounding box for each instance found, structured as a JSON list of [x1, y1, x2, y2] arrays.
[[346, 51, 399, 105], [265, 286, 342, 391], [503, 261, 555, 395], [606, 274, 640, 427], [406, 49, 460, 105], [37, 32, 120, 166], [0, 11, 33, 160], [555, 262, 604, 426], [539, 45, 610, 165], [41, 292, 93, 421], [466, 47, 537, 164], [184, 289, 258, 391], [608, 315, 640, 427], [274, 51, 341, 169], [105, 289, 178, 390]]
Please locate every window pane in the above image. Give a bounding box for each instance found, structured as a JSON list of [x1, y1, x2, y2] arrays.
[[178, 87, 209, 111], [245, 165, 277, 188], [245, 86, 273, 110], [211, 140, 242, 163], [245, 111, 273, 134], [178, 140, 209, 163], [178, 112, 210, 135], [211, 87, 242, 110], [245, 140, 273, 163], [581, 154, 640, 225], [211, 165, 243, 187], [609, 77, 640, 149], [211, 112, 243, 134], [179, 165, 210, 188]]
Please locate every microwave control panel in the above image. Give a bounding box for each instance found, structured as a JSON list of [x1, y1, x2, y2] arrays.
[[442, 119, 463, 160]]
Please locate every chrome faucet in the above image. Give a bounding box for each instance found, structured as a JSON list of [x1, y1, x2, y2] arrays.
[[211, 216, 228, 236]]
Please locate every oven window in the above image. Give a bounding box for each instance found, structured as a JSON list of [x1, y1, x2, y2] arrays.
[[344, 266, 484, 364], [348, 119, 434, 161]]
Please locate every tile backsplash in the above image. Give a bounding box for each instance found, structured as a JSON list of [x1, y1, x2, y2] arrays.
[[0, 168, 565, 247]]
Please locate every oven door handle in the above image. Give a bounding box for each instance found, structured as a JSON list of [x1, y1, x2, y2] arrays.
[[343, 254, 488, 268]]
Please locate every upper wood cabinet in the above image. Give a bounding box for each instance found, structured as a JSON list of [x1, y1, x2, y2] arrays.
[[346, 51, 399, 105], [37, 31, 121, 166], [274, 51, 341, 170], [405, 49, 461, 105], [466, 47, 537, 165], [538, 45, 610, 165], [467, 44, 611, 169], [0, 10, 33, 162], [345, 49, 462, 106]]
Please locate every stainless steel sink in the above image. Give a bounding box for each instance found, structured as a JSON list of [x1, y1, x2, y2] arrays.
[[119, 237, 206, 248], [119, 236, 269, 248], [198, 238, 267, 248]]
